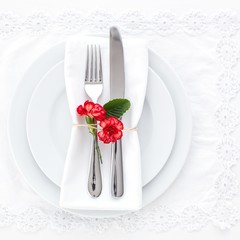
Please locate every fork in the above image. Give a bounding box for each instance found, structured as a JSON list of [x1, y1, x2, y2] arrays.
[[85, 44, 103, 198]]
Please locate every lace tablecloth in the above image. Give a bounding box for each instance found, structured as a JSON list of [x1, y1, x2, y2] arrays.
[[0, 10, 240, 233]]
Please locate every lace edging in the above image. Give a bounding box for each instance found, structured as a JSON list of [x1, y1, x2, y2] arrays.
[[0, 10, 239, 38]]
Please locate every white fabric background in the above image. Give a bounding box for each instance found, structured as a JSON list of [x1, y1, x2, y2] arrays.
[[1, 0, 240, 239]]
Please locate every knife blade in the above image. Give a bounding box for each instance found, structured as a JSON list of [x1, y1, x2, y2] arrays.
[[110, 27, 125, 197]]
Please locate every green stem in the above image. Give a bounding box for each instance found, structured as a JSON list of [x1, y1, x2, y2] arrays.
[[94, 134, 103, 164], [86, 116, 103, 164]]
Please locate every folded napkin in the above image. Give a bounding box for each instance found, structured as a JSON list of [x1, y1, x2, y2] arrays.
[[60, 36, 148, 210]]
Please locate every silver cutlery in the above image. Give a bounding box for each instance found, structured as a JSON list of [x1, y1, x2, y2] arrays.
[[85, 44, 103, 198], [110, 27, 125, 197]]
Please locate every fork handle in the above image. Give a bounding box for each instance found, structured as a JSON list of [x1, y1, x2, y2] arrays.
[[88, 135, 102, 198], [111, 139, 124, 198]]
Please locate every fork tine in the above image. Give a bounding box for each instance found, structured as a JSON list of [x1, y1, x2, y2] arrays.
[[94, 45, 98, 82], [85, 45, 89, 82], [85, 45, 102, 84], [90, 45, 93, 82], [98, 46, 102, 83]]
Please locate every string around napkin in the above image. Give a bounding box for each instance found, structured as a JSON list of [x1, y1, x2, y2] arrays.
[[72, 123, 137, 132]]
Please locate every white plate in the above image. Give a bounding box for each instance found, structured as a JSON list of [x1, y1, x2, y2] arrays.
[[26, 61, 176, 187], [8, 42, 192, 218]]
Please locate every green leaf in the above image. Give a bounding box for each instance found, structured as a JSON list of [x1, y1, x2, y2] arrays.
[[103, 98, 131, 118]]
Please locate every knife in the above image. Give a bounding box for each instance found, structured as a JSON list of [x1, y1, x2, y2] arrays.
[[110, 27, 125, 197]]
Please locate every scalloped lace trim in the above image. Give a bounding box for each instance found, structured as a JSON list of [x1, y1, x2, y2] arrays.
[[0, 10, 239, 38]]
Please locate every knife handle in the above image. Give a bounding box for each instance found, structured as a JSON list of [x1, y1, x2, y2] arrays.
[[88, 135, 102, 198], [111, 139, 124, 197]]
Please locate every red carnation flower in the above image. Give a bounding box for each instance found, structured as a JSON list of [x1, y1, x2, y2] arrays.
[[90, 104, 106, 121], [77, 100, 106, 121], [98, 117, 124, 143]]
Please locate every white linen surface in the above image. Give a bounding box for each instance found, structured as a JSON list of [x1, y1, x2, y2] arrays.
[[59, 37, 148, 210], [0, 11, 240, 231]]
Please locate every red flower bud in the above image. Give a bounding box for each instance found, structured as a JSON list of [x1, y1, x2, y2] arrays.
[[91, 104, 106, 121], [77, 100, 106, 121]]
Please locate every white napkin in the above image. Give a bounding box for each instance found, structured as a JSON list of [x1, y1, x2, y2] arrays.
[[59, 36, 148, 210]]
